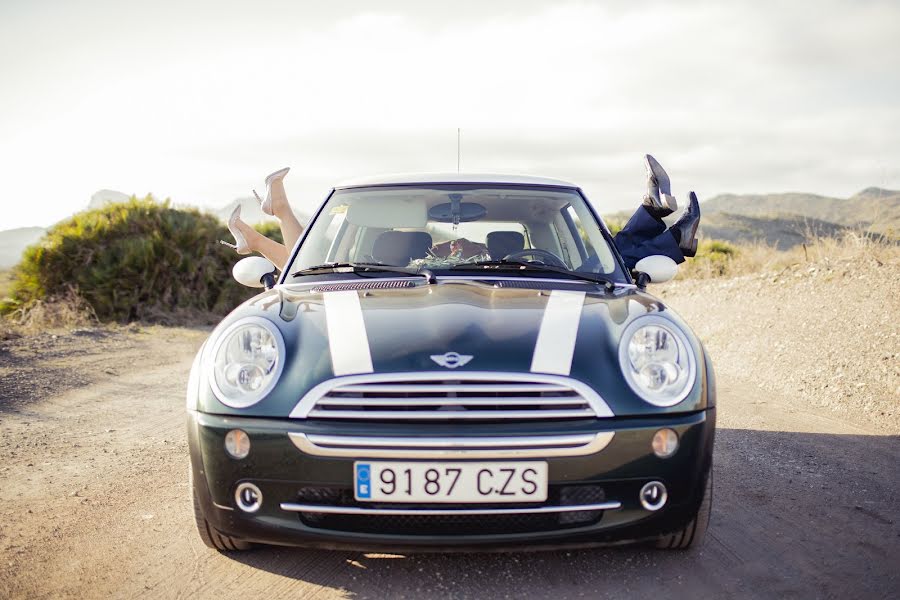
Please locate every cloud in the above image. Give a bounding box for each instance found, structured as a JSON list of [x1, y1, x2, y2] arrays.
[[0, 0, 898, 228]]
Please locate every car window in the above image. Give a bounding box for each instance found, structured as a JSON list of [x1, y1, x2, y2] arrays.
[[286, 184, 624, 279]]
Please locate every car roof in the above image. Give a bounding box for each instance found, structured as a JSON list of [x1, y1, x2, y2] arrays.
[[334, 172, 579, 189]]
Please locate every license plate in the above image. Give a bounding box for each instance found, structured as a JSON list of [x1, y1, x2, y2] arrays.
[[354, 461, 548, 503]]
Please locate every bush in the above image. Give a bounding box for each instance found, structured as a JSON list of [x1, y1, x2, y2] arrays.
[[604, 218, 625, 236], [254, 220, 284, 245], [678, 239, 740, 279], [1, 196, 249, 322]]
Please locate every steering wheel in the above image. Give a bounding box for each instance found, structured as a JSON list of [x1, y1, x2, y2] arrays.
[[503, 249, 568, 269]]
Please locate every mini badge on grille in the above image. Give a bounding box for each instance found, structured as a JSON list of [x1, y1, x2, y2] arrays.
[[430, 352, 473, 369]]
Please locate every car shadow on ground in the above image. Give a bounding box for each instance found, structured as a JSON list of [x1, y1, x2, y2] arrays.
[[224, 429, 900, 599]]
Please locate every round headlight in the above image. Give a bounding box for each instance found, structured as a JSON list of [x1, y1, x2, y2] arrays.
[[209, 317, 284, 408], [618, 317, 696, 406]]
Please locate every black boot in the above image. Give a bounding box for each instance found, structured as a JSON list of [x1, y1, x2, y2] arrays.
[[670, 191, 700, 257], [642, 154, 677, 219]]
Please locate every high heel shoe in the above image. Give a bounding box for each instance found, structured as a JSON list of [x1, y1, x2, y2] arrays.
[[219, 205, 251, 255], [670, 191, 701, 257], [642, 154, 677, 219], [254, 167, 290, 216]]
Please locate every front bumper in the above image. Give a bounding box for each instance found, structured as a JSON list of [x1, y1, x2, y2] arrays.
[[188, 409, 715, 550]]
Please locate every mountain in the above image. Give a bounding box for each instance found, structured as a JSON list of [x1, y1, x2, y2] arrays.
[[605, 187, 899, 250], [214, 197, 271, 226], [698, 212, 850, 249], [0, 227, 45, 268], [88, 189, 131, 210], [213, 197, 310, 227], [702, 187, 900, 236]]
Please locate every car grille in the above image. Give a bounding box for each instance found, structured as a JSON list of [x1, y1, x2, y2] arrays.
[[311, 280, 415, 292], [293, 485, 606, 535], [303, 373, 600, 421], [489, 280, 594, 291]]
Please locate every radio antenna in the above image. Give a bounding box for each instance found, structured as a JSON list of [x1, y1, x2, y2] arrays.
[[457, 127, 461, 172]]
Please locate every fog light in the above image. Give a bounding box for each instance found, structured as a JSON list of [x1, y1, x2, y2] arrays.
[[225, 429, 250, 459], [640, 481, 667, 511], [652, 428, 679, 458], [235, 482, 263, 513]]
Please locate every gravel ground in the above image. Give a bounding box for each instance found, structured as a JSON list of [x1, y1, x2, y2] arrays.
[[0, 265, 898, 598], [659, 252, 900, 434]]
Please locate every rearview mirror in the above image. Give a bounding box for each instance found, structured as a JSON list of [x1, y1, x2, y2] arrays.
[[634, 255, 678, 286], [233, 256, 278, 289]]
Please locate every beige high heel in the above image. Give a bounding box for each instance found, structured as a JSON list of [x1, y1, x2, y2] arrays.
[[253, 167, 290, 216], [219, 205, 250, 254]]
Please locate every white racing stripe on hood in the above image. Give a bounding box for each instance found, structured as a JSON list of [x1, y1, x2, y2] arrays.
[[323, 290, 374, 376], [530, 290, 586, 376]]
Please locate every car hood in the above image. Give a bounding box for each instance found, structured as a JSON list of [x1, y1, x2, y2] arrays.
[[194, 279, 711, 418]]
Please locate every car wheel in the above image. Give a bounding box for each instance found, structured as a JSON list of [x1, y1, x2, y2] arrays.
[[655, 470, 712, 550], [190, 465, 253, 551]]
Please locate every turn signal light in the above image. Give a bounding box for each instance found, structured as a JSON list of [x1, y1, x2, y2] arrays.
[[652, 428, 679, 458], [225, 429, 251, 459]]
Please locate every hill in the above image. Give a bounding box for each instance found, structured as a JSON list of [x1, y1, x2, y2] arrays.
[[605, 187, 899, 249], [703, 187, 900, 235], [698, 212, 850, 249], [0, 227, 46, 268], [213, 197, 310, 227]]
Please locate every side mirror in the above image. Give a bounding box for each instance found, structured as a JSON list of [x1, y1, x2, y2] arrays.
[[633, 255, 678, 287], [233, 256, 278, 289]]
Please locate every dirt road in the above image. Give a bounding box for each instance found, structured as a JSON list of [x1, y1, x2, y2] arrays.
[[1, 317, 898, 599]]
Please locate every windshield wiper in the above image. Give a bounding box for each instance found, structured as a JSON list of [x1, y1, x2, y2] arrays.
[[449, 260, 621, 290], [291, 262, 434, 282]]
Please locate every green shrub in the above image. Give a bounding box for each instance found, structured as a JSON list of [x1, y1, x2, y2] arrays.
[[254, 220, 284, 245], [604, 218, 625, 236], [678, 239, 740, 278], [2, 196, 249, 322]]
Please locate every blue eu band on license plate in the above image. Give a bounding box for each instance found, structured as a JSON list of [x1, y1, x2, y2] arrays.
[[355, 463, 372, 499]]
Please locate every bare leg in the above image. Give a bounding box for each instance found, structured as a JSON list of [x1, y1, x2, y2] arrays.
[[266, 176, 305, 249], [234, 220, 289, 267]]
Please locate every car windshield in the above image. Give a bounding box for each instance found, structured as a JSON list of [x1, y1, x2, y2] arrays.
[[284, 184, 625, 281]]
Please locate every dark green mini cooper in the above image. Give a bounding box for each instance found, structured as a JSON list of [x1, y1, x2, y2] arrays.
[[187, 173, 715, 552]]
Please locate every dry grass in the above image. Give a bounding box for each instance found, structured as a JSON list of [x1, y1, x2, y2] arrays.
[[678, 231, 898, 280], [1, 287, 98, 336], [0, 269, 12, 299]]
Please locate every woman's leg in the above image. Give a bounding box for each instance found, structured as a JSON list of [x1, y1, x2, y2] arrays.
[[270, 178, 303, 250], [262, 169, 305, 250], [234, 219, 289, 267]]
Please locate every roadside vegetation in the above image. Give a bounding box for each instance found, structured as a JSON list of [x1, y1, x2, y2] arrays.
[[1, 197, 895, 333], [678, 230, 896, 280], [0, 197, 278, 328]]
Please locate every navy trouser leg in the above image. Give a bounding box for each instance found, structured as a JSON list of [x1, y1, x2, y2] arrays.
[[614, 206, 685, 269], [615, 206, 666, 250]]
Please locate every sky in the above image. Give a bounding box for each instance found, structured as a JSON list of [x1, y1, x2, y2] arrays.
[[1, 0, 899, 229]]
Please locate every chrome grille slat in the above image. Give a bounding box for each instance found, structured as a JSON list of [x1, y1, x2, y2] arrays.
[[334, 383, 572, 393], [289, 431, 616, 458], [290, 371, 614, 420], [280, 502, 622, 515], [305, 433, 597, 448], [307, 408, 597, 420], [316, 396, 588, 407]]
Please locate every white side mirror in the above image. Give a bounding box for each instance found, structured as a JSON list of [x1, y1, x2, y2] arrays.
[[634, 255, 678, 284], [233, 256, 277, 288]]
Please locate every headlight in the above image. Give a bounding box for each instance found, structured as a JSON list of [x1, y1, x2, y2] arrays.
[[618, 316, 696, 406], [209, 317, 285, 408]]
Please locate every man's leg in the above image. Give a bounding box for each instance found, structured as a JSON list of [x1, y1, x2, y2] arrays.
[[614, 205, 667, 265], [619, 230, 685, 270], [618, 191, 702, 270]]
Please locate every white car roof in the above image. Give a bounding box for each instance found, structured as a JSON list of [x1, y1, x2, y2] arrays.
[[334, 172, 579, 189]]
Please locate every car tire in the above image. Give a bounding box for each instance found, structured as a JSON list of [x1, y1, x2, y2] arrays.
[[655, 470, 712, 550], [190, 466, 252, 551]]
